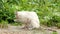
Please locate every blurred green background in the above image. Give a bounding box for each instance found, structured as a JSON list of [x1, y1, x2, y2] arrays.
[[0, 0, 60, 28]]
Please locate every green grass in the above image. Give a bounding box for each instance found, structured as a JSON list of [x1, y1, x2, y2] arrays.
[[9, 22, 22, 26], [52, 31, 58, 34], [0, 20, 8, 28], [0, 0, 60, 28]]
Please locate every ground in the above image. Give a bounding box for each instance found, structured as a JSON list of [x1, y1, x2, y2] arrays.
[[0, 25, 60, 34]]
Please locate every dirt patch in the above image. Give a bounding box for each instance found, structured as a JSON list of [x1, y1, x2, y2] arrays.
[[0, 25, 53, 34], [0, 25, 60, 34]]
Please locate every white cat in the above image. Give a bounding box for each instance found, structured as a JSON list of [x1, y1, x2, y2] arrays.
[[15, 11, 40, 29]]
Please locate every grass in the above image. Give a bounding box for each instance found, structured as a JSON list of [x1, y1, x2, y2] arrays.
[[52, 31, 58, 34], [0, 21, 8, 28], [9, 22, 22, 26], [0, 20, 23, 28]]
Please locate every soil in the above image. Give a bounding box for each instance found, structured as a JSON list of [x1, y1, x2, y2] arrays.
[[0, 25, 60, 34]]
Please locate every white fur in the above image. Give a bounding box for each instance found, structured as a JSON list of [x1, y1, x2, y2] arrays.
[[15, 11, 40, 29]]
